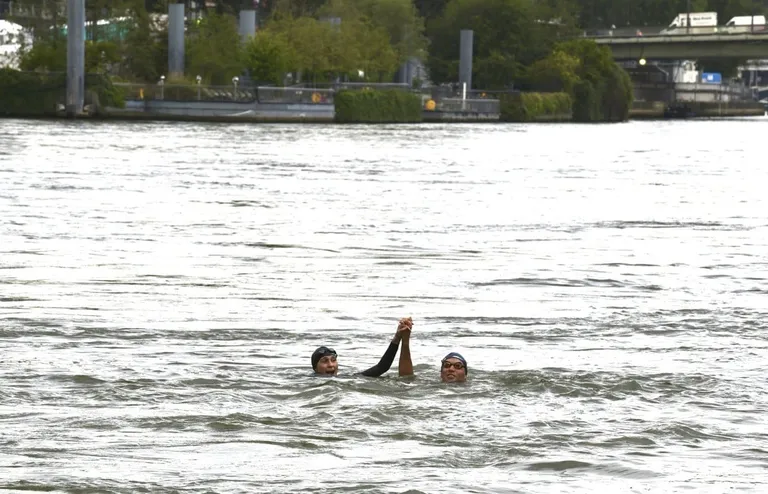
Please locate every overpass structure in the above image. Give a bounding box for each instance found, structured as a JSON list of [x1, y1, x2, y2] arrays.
[[589, 27, 768, 60]]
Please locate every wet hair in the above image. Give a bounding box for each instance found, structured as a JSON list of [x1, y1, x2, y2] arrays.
[[311, 346, 337, 370], [442, 352, 468, 374]]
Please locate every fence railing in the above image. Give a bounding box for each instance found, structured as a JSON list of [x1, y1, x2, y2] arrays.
[[114, 83, 338, 104], [115, 82, 503, 114], [258, 86, 334, 104], [290, 82, 411, 91], [432, 98, 501, 114]]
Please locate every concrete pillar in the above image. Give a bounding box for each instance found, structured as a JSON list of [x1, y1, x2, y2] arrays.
[[459, 29, 474, 91], [398, 59, 414, 86], [239, 9, 256, 42], [398, 62, 407, 84], [168, 3, 185, 78], [66, 0, 85, 117]]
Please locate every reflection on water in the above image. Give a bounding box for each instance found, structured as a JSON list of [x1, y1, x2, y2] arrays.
[[1, 118, 767, 493]]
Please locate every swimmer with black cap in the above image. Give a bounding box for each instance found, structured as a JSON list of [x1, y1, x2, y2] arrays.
[[311, 317, 413, 377], [440, 352, 467, 383]]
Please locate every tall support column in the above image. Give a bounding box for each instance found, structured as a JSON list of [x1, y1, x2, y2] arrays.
[[168, 3, 185, 77], [66, 0, 85, 117], [459, 29, 474, 91]]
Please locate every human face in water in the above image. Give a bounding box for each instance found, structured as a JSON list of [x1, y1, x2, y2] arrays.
[[315, 354, 338, 375], [441, 358, 466, 383]]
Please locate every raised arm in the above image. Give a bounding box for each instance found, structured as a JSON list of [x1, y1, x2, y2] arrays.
[[359, 318, 410, 377], [398, 318, 413, 377]]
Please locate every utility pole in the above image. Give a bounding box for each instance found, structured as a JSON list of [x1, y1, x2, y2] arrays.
[[66, 0, 85, 118], [686, 0, 691, 35]]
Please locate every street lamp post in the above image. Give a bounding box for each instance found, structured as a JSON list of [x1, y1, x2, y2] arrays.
[[158, 75, 165, 100]]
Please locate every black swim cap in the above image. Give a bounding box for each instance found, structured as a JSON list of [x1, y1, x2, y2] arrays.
[[311, 346, 337, 370], [442, 352, 468, 374]]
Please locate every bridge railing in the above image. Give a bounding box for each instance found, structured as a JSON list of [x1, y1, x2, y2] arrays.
[[585, 24, 768, 38], [675, 82, 756, 98]]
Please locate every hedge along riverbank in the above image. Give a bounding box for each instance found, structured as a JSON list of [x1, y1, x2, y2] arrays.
[[334, 89, 422, 123], [499, 92, 572, 122], [0, 69, 125, 117]]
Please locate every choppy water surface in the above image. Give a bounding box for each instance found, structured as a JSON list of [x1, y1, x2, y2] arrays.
[[1, 118, 768, 493]]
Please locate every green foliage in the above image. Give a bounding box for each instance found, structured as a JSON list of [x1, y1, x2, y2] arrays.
[[600, 63, 633, 121], [0, 69, 125, 117], [0, 69, 62, 116], [571, 79, 600, 121], [244, 31, 296, 86], [526, 39, 632, 122], [87, 73, 126, 110], [121, 4, 168, 82], [318, 0, 428, 64], [186, 13, 245, 85], [524, 50, 581, 94], [17, 1, 167, 83], [500, 91, 572, 122], [18, 39, 67, 72], [85, 42, 122, 73], [20, 40, 122, 74], [426, 0, 568, 89], [265, 14, 399, 83], [272, 0, 330, 17], [334, 89, 422, 122]]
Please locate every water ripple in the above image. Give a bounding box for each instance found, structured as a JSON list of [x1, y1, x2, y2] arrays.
[[1, 119, 767, 492]]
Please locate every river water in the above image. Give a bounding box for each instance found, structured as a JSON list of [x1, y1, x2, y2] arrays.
[[1, 117, 767, 493]]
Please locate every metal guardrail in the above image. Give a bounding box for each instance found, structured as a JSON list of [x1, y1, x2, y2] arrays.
[[258, 86, 334, 104], [432, 98, 500, 114], [290, 82, 410, 91], [114, 82, 503, 114], [115, 83, 257, 102], [674, 82, 756, 100], [113, 83, 337, 104], [585, 25, 768, 38]]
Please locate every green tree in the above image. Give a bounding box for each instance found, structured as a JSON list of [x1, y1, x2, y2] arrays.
[[186, 12, 245, 84], [341, 15, 399, 80], [427, 0, 565, 89], [264, 13, 398, 83], [319, 0, 427, 64], [121, 2, 168, 82], [20, 39, 120, 74], [243, 31, 296, 85], [524, 48, 581, 93], [271, 0, 329, 17], [268, 16, 335, 79], [556, 39, 633, 122]]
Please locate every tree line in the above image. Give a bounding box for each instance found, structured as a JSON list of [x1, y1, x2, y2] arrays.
[[8, 0, 765, 89]]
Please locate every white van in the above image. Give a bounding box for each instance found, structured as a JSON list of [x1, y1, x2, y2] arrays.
[[725, 15, 766, 27]]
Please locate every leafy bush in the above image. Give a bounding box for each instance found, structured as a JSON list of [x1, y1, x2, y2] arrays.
[[500, 91, 571, 122], [334, 89, 422, 123]]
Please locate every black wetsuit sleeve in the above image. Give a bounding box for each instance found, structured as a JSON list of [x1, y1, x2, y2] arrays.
[[359, 341, 399, 377]]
